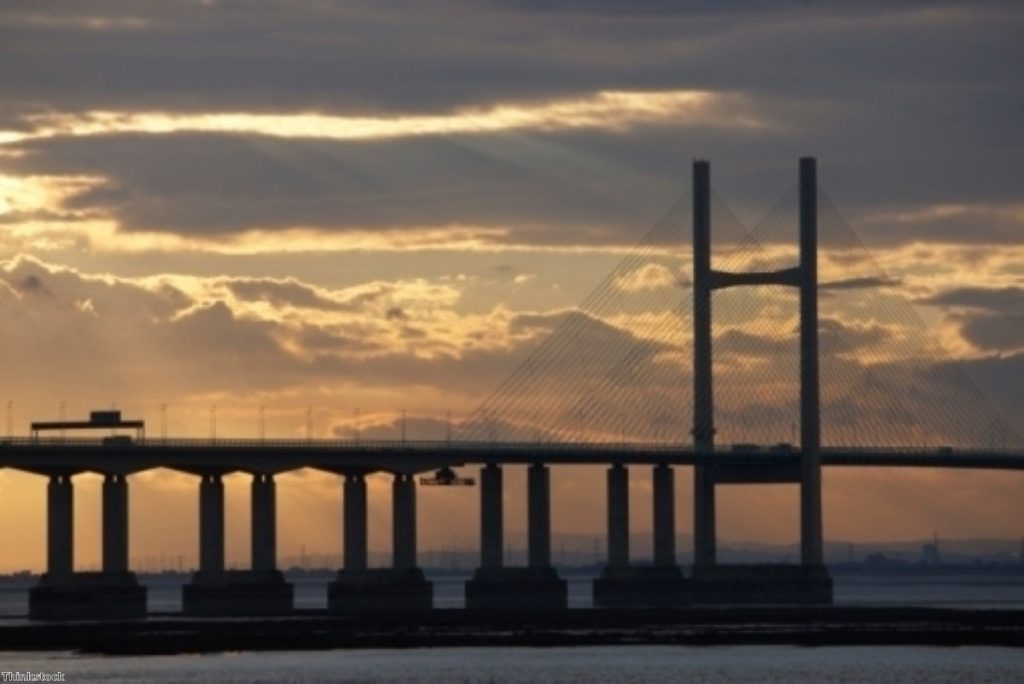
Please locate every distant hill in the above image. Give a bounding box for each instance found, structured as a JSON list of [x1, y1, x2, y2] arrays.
[[277, 533, 1024, 570]]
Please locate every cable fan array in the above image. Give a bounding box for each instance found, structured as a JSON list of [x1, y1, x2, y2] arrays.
[[454, 181, 1022, 451]]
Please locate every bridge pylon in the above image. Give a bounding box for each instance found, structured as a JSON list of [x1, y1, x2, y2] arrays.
[[690, 158, 832, 604]]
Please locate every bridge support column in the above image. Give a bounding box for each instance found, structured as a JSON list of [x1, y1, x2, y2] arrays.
[[466, 463, 566, 610], [30, 473, 146, 620], [527, 463, 551, 568], [607, 464, 629, 569], [594, 464, 689, 607], [343, 474, 368, 571], [392, 473, 417, 569], [102, 474, 129, 574], [653, 464, 676, 566], [184, 472, 293, 616], [251, 473, 277, 573], [480, 463, 503, 569], [47, 474, 73, 580], [693, 466, 716, 566], [198, 473, 225, 576], [329, 472, 431, 612]]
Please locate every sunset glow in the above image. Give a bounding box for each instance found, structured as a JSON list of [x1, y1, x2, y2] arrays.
[[0, 0, 1022, 574]]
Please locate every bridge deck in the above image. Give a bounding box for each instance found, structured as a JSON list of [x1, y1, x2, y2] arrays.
[[1, 439, 1023, 475]]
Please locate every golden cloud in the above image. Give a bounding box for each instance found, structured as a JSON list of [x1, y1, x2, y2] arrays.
[[1, 90, 766, 146]]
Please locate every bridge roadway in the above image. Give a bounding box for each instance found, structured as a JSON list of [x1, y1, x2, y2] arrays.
[[2, 438, 1023, 477]]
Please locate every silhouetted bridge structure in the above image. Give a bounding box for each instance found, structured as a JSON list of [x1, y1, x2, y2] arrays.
[[3, 158, 1021, 620], [6, 438, 1024, 471]]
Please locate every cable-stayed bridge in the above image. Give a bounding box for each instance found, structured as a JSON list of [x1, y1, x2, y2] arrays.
[[3, 158, 1021, 619]]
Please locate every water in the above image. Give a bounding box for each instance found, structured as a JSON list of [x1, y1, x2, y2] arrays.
[[2, 646, 1024, 682], [3, 572, 1024, 680]]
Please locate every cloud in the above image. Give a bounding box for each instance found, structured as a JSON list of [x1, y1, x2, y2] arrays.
[[716, 328, 790, 360], [919, 286, 1024, 314], [1, 1, 1016, 119], [819, 318, 894, 356], [0, 1, 1020, 252], [7, 90, 763, 146], [385, 306, 407, 321], [0, 257, 569, 415], [224, 277, 345, 311], [3, 132, 683, 241], [820, 275, 901, 291], [953, 313, 1024, 353], [917, 286, 1024, 353], [15, 272, 51, 296], [857, 203, 1024, 246], [614, 263, 678, 292]]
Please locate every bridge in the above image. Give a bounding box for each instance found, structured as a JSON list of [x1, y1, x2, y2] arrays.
[[5, 438, 1024, 471], [4, 157, 1020, 619]]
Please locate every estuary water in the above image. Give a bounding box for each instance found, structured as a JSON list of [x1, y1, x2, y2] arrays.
[[2, 571, 1024, 681]]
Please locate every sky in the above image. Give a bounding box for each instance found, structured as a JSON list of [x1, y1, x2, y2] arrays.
[[0, 0, 1023, 572]]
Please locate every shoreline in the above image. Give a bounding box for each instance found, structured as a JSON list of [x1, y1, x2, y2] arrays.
[[1, 607, 1023, 655]]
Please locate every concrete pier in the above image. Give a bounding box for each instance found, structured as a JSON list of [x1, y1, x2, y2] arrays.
[[184, 472, 293, 616], [198, 473, 225, 576], [594, 464, 689, 608], [480, 463, 503, 569], [343, 473, 368, 570], [653, 464, 676, 567], [30, 473, 146, 620], [527, 463, 551, 568], [691, 564, 832, 604], [606, 463, 629, 568], [466, 463, 567, 610], [329, 472, 432, 612], [251, 473, 276, 572], [102, 474, 129, 573], [392, 473, 417, 569], [46, 474, 73, 579]]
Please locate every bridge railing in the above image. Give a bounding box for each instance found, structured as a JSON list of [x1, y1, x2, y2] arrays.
[[0, 436, 1020, 457], [0, 436, 692, 451]]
